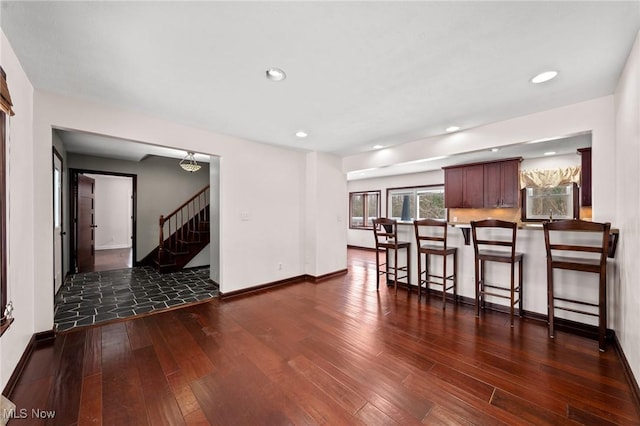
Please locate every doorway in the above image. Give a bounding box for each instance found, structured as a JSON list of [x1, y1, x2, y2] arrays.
[[53, 148, 64, 295], [70, 169, 137, 273]]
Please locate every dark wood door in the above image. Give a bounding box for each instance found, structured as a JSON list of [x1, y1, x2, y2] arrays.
[[483, 162, 502, 208], [463, 164, 484, 208], [444, 167, 463, 208], [77, 175, 95, 273], [500, 160, 520, 207]]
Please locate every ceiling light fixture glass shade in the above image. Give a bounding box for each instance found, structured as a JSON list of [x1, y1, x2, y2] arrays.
[[531, 70, 558, 84], [180, 152, 202, 172], [265, 68, 286, 81], [445, 126, 460, 133], [295, 131, 308, 138]]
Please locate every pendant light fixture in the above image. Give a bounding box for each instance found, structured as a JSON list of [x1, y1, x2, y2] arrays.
[[179, 152, 202, 172]]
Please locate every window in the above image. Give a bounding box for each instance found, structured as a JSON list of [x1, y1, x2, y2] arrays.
[[523, 183, 578, 221], [349, 191, 380, 229], [387, 186, 446, 222]]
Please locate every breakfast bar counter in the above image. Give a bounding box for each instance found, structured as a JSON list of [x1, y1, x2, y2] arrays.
[[386, 221, 618, 327]]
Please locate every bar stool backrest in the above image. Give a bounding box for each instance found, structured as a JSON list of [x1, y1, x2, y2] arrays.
[[543, 219, 610, 268], [470, 219, 518, 260], [413, 219, 448, 251], [373, 218, 398, 245]]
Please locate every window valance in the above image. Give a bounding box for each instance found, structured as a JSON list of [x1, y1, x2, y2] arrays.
[[519, 166, 581, 189], [0, 66, 15, 116]]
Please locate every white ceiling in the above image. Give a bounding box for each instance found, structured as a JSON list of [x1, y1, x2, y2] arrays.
[[55, 129, 210, 164], [2, 1, 639, 159], [347, 132, 591, 180]]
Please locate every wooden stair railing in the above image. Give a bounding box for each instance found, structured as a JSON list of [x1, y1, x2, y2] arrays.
[[156, 185, 210, 271]]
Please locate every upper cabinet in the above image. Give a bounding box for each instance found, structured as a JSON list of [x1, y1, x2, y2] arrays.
[[444, 164, 484, 208], [483, 159, 521, 208], [578, 147, 592, 206], [444, 158, 521, 209]]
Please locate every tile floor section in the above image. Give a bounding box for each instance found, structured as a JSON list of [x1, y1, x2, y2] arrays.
[[54, 266, 218, 332]]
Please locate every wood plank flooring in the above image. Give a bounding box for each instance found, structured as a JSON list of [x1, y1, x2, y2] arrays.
[[7, 249, 640, 425], [92, 248, 132, 272]]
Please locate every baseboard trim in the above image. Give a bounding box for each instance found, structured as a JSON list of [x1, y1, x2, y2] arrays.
[[304, 269, 348, 283], [392, 283, 614, 341], [2, 330, 55, 399], [219, 268, 350, 299], [347, 245, 379, 252], [613, 333, 640, 415], [95, 244, 132, 251], [219, 275, 306, 300]]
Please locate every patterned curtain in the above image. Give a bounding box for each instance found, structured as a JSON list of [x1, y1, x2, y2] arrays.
[[519, 166, 581, 189]]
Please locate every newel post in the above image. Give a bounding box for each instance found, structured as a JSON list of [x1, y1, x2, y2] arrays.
[[158, 215, 165, 262]]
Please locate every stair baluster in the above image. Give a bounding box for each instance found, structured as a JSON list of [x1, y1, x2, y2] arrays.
[[151, 185, 211, 273]]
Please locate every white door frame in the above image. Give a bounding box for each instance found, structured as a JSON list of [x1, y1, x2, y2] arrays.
[[53, 148, 64, 297]]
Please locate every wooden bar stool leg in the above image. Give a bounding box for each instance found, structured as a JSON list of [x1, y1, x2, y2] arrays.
[[599, 268, 607, 352], [417, 250, 422, 299], [548, 264, 555, 339], [406, 246, 410, 295], [518, 258, 524, 317], [474, 257, 480, 318], [425, 253, 430, 299], [510, 262, 515, 327], [442, 254, 447, 309], [394, 248, 398, 295], [375, 247, 380, 290], [386, 248, 390, 286], [453, 250, 458, 302], [481, 260, 486, 311]]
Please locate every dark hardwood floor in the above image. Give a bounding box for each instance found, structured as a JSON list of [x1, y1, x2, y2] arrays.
[[6, 249, 640, 425]]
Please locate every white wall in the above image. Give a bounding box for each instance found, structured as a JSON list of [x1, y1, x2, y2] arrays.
[[85, 174, 132, 250], [614, 30, 640, 388], [0, 30, 35, 390], [304, 152, 348, 276], [209, 156, 220, 282], [521, 153, 581, 171]]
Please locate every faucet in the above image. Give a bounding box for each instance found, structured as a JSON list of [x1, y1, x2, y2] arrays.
[[549, 209, 553, 222]]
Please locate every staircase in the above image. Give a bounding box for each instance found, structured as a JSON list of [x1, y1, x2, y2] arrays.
[[145, 185, 210, 273]]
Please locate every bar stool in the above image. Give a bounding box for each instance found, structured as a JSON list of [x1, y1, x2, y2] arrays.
[[543, 219, 611, 351], [372, 218, 411, 294], [470, 219, 524, 327], [413, 219, 457, 309]]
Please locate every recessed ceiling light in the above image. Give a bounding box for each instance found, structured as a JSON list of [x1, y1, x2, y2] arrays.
[[491, 148, 500, 152], [445, 126, 460, 133], [372, 144, 384, 149], [295, 131, 308, 138], [531, 70, 558, 84], [265, 68, 286, 81], [544, 151, 556, 156]]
